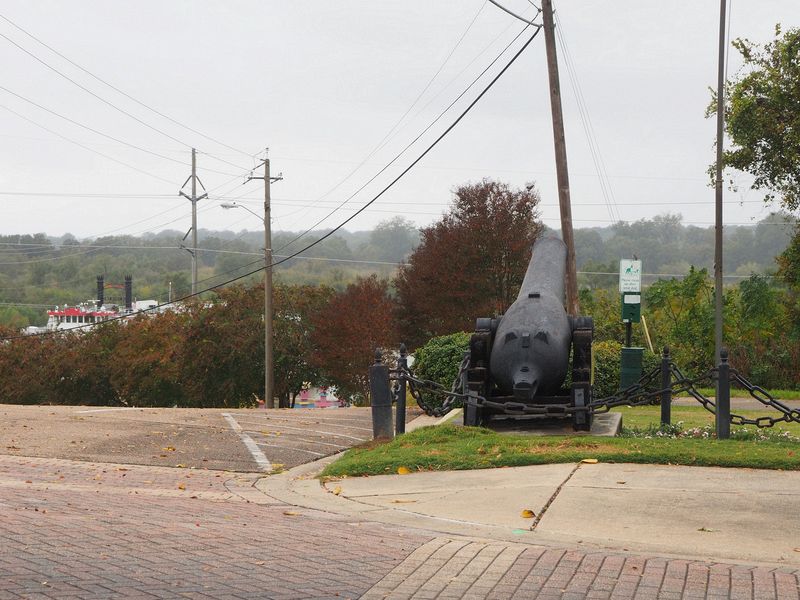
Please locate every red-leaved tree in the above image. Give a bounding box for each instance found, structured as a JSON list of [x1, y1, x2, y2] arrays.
[[311, 275, 397, 401], [395, 179, 543, 347]]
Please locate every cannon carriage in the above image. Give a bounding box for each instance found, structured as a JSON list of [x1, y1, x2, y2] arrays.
[[463, 237, 594, 430]]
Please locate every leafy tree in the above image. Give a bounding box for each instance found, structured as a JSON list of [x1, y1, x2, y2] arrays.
[[360, 216, 419, 262], [178, 285, 263, 407], [273, 283, 335, 407], [395, 180, 543, 348], [311, 275, 397, 402], [710, 25, 800, 211], [644, 267, 716, 374]]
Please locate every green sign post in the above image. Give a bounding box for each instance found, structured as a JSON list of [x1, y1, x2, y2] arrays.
[[619, 259, 643, 389]]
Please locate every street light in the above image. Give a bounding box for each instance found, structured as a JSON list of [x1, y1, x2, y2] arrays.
[[221, 201, 272, 408]]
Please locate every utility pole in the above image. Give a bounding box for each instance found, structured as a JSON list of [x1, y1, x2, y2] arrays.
[[541, 0, 579, 316], [246, 152, 283, 409], [714, 0, 727, 366], [179, 148, 207, 295]]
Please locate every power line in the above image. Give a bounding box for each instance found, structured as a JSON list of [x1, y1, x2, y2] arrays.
[[0, 12, 255, 162], [0, 103, 176, 185], [294, 1, 487, 212], [554, 6, 621, 224], [277, 3, 534, 232], [0, 25, 543, 341], [276, 22, 540, 254], [271, 28, 543, 270], [0, 85, 245, 177]]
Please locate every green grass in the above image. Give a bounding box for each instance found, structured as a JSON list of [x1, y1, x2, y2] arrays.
[[322, 407, 800, 478], [681, 388, 800, 400], [612, 405, 800, 435]]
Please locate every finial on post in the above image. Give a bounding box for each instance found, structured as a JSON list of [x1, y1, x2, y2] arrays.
[[399, 343, 407, 358], [662, 346, 670, 358], [720, 348, 729, 363], [374, 348, 383, 364]]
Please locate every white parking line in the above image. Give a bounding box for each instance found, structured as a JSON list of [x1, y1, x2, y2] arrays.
[[255, 443, 326, 457], [221, 413, 272, 472]]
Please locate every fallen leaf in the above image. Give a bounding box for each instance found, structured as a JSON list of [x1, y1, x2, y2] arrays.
[[25, 480, 32, 484], [163, 446, 176, 452], [177, 483, 186, 490], [698, 527, 715, 532], [391, 499, 417, 504], [581, 458, 599, 464], [397, 466, 411, 475], [283, 510, 300, 516], [175, 464, 187, 468], [254, 561, 266, 566], [520, 509, 536, 519], [793, 548, 800, 553], [332, 486, 342, 496], [616, 481, 626, 485]]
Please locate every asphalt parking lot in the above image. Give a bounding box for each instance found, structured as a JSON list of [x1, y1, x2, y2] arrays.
[[0, 404, 376, 472]]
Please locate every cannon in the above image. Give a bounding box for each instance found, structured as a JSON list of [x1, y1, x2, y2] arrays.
[[464, 237, 594, 430]]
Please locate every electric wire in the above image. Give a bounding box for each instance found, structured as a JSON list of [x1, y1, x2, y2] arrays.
[[0, 85, 242, 177], [270, 27, 542, 270], [554, 5, 621, 224], [275, 2, 532, 231], [0, 26, 543, 341], [487, 0, 541, 25], [275, 21, 541, 254], [0, 12, 255, 163], [0, 103, 176, 185], [289, 1, 487, 215], [0, 29, 228, 162]]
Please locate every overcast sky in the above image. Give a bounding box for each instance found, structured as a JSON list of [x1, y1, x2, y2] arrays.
[[0, 1, 797, 239]]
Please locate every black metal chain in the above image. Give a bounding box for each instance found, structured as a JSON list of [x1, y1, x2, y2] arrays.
[[401, 356, 473, 417], [397, 356, 800, 428]]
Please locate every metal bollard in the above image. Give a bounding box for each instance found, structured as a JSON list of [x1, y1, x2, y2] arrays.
[[660, 346, 671, 426], [715, 349, 730, 440], [370, 349, 394, 440], [396, 344, 407, 435]]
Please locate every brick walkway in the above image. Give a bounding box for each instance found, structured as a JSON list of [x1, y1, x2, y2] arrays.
[[362, 539, 800, 600], [0, 455, 430, 599], [2, 455, 800, 599]]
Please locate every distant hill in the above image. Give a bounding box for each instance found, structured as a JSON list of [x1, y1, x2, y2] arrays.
[[1, 212, 794, 328]]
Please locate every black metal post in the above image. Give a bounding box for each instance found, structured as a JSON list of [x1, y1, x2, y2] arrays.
[[660, 346, 671, 426], [370, 350, 394, 440], [625, 321, 632, 347], [396, 344, 407, 435], [716, 348, 730, 440]]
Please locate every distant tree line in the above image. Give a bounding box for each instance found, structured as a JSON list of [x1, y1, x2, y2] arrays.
[[0, 176, 798, 407]]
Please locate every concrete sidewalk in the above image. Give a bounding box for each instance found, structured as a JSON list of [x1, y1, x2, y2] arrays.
[[258, 457, 800, 569]]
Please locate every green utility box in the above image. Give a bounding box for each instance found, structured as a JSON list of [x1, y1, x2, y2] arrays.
[[621, 293, 642, 323], [620, 347, 644, 390]]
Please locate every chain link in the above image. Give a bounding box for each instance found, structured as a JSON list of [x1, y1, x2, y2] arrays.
[[395, 355, 800, 428]]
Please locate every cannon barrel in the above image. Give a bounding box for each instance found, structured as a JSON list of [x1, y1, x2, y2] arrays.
[[489, 237, 572, 400]]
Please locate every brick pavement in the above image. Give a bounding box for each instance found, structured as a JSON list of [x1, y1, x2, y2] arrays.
[[3, 454, 800, 599], [362, 539, 800, 600], [0, 455, 431, 599]]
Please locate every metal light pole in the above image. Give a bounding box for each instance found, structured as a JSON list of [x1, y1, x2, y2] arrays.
[[714, 0, 727, 366], [222, 156, 282, 408]]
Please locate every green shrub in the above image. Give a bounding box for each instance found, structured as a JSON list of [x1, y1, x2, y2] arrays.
[[412, 332, 470, 410], [413, 332, 470, 387]]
